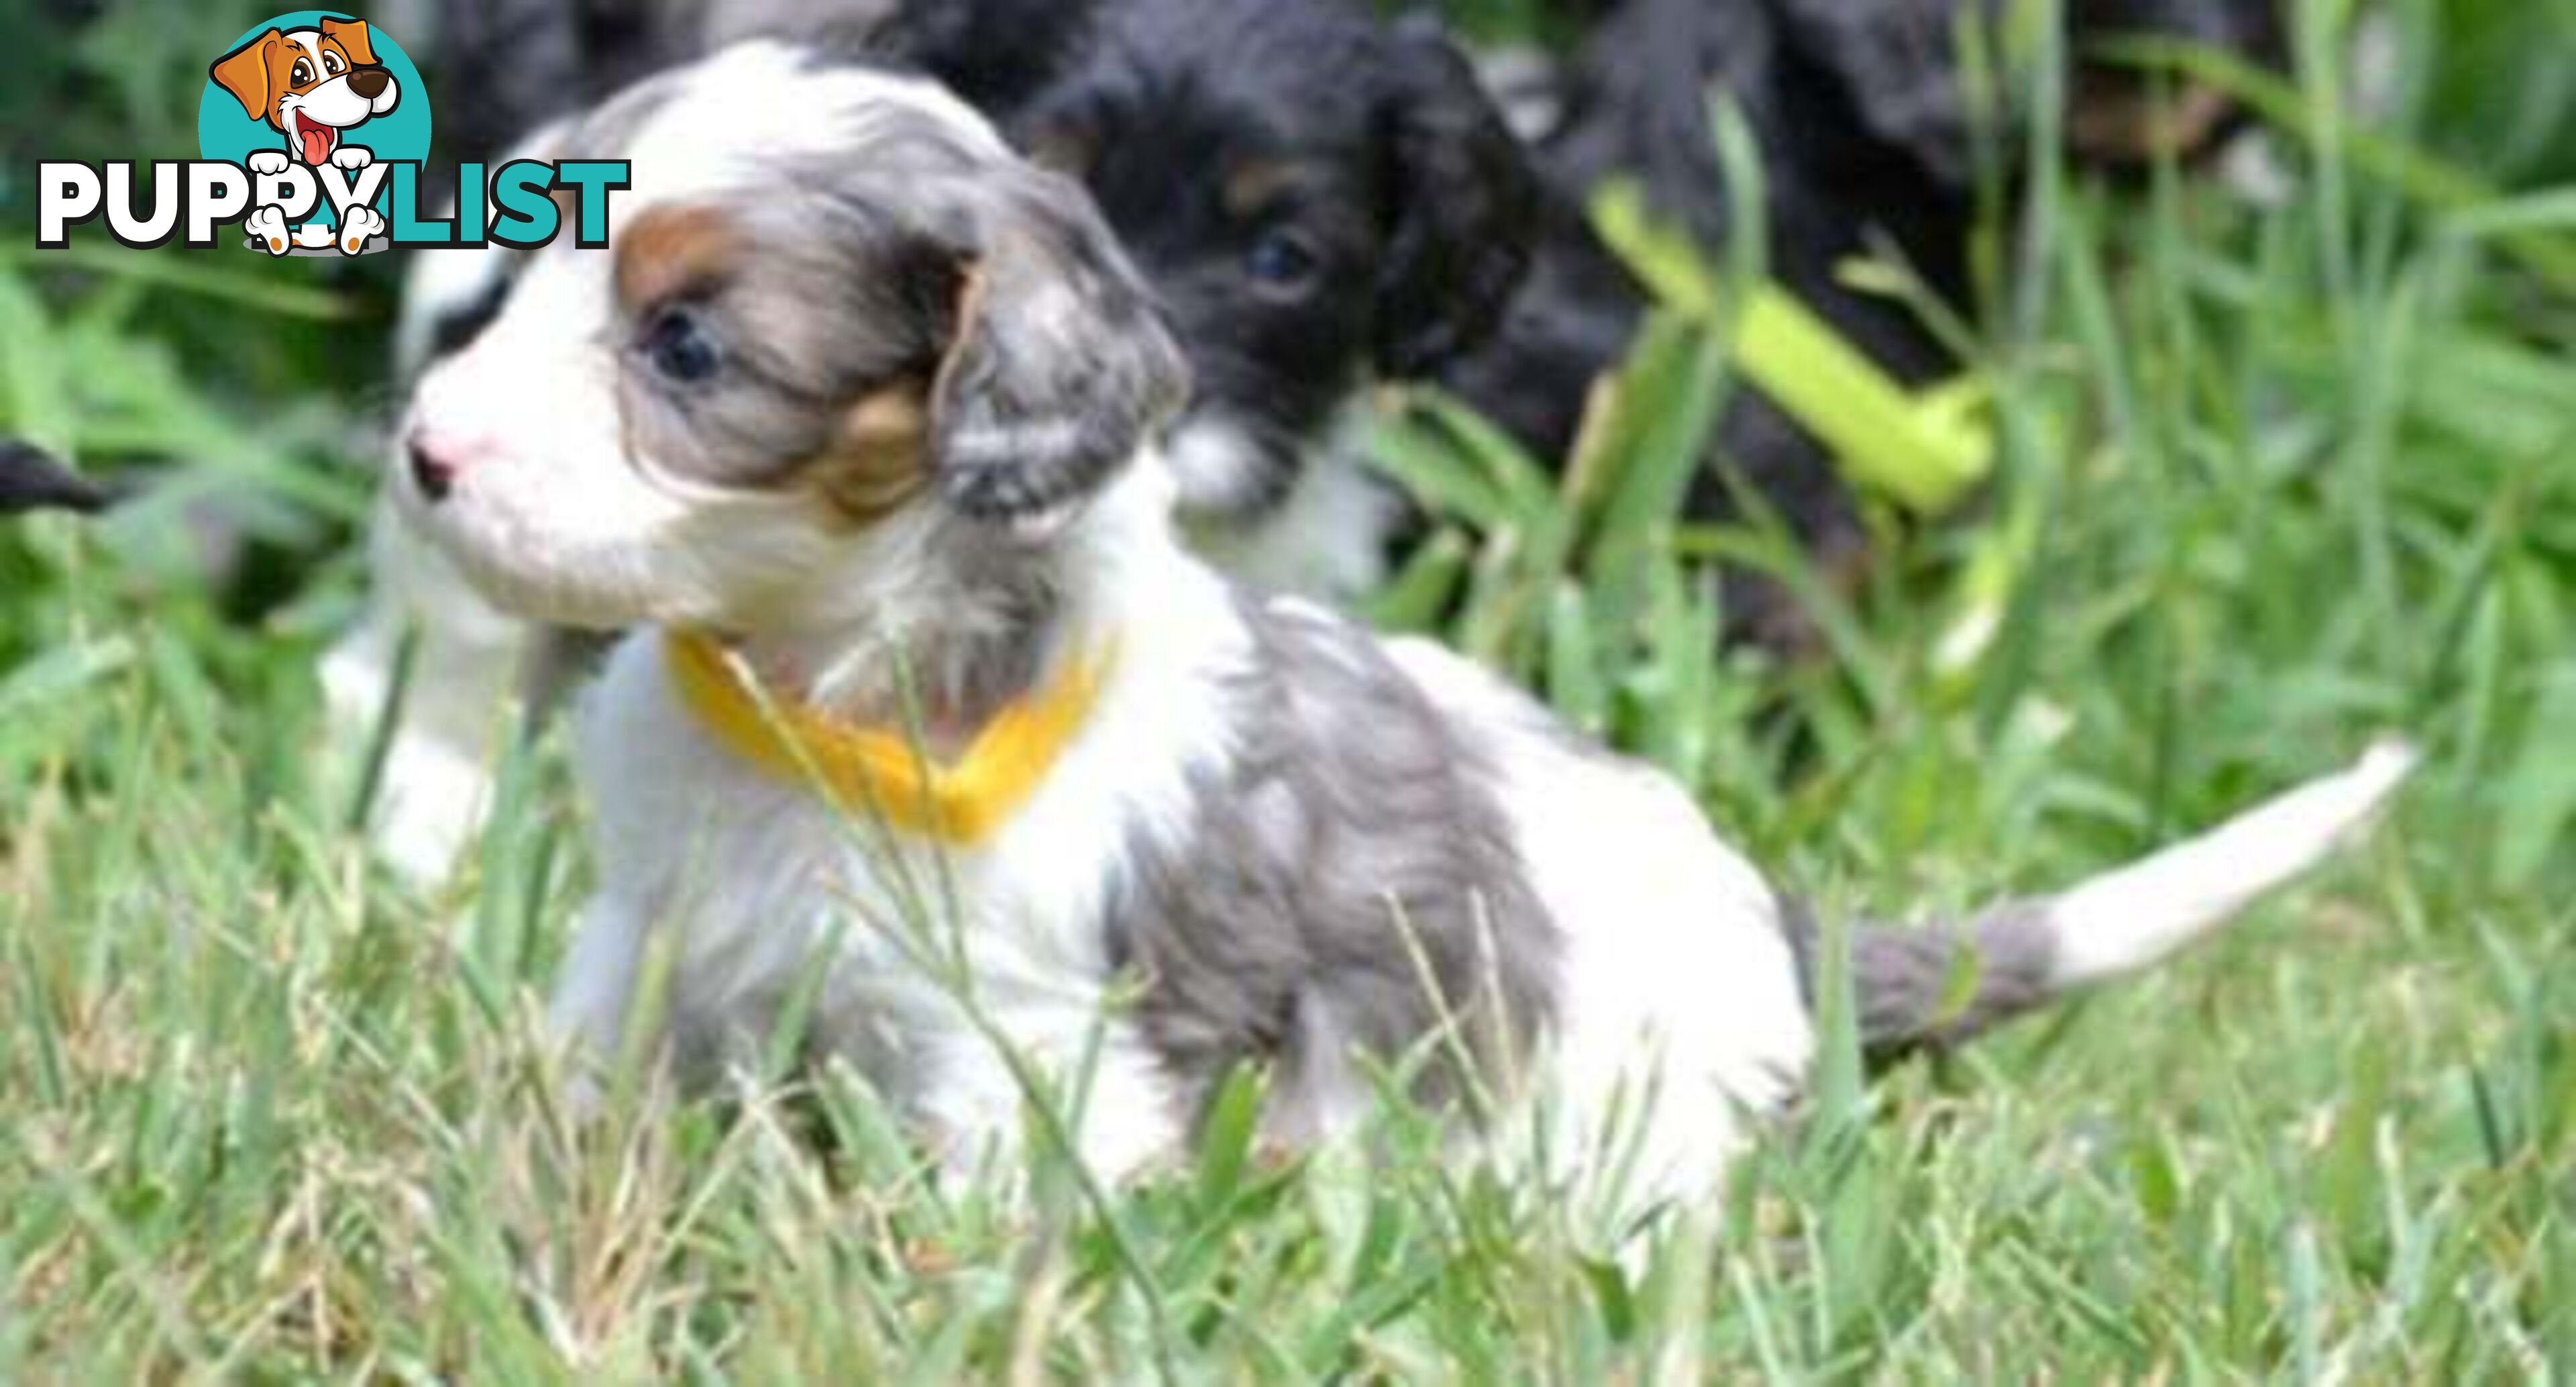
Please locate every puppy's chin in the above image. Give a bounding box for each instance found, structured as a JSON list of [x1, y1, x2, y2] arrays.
[[396, 474, 822, 635], [400, 503, 664, 632]]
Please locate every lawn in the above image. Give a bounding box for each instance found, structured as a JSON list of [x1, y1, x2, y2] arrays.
[[3, 0, 2571, 1379]]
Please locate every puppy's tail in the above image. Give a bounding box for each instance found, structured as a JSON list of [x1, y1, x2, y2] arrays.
[[1, 437, 118, 516], [1795, 739, 2418, 1064]]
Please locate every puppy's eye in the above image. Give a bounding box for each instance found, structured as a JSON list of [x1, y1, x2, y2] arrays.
[[323, 52, 343, 75], [290, 59, 315, 86], [1245, 229, 1321, 296], [636, 306, 723, 384]]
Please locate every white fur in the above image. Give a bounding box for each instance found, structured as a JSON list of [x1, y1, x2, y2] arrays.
[[1383, 637, 1812, 1209], [2045, 739, 2418, 986], [1179, 409, 1401, 601]]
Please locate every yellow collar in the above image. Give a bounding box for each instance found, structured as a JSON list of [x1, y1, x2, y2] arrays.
[[664, 629, 1114, 845]]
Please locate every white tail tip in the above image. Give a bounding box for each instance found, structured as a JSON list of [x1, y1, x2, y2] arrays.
[[2044, 738, 2418, 988]]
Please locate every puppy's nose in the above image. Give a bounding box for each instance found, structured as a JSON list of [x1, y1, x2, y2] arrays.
[[405, 429, 488, 503], [408, 440, 455, 503], [347, 68, 388, 99]]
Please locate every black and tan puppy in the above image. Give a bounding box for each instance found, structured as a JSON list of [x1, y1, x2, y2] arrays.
[[994, 0, 1533, 592]]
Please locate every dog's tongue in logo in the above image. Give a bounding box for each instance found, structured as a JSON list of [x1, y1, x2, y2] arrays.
[[290, 110, 336, 166], [205, 13, 422, 254]]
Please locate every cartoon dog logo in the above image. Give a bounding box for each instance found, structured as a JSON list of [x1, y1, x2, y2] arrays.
[[209, 16, 399, 254]]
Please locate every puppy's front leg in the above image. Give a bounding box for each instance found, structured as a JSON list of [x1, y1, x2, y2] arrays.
[[916, 1019, 1184, 1186], [547, 892, 655, 1113]]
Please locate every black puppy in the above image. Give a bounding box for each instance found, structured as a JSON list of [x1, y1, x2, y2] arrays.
[[0, 438, 112, 516], [1447, 0, 2284, 643]]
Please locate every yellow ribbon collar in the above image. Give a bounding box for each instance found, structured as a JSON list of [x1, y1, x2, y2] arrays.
[[665, 630, 1114, 845]]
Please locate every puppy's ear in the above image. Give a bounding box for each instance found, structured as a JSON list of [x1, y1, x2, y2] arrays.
[[321, 16, 379, 68], [1773, 0, 1979, 188], [1373, 21, 1538, 378], [877, 0, 1104, 113], [924, 169, 1190, 524], [210, 29, 286, 121]]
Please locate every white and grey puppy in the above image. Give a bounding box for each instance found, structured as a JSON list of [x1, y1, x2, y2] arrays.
[[395, 45, 2413, 1213]]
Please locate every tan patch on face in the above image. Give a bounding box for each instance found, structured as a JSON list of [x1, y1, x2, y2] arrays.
[[616, 205, 740, 309], [810, 384, 931, 523], [2070, 81, 2237, 164], [1221, 160, 1313, 219]]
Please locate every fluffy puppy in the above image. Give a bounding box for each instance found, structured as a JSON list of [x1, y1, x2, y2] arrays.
[[1448, 0, 2286, 641], [335, 0, 1530, 880], [397, 45, 2410, 1216], [996, 0, 1533, 593]]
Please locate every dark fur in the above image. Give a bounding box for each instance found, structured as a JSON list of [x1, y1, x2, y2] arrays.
[[1778, 896, 2061, 1067], [984, 0, 1534, 522], [413, 0, 1104, 176], [1109, 597, 1556, 1127], [0, 438, 113, 516]]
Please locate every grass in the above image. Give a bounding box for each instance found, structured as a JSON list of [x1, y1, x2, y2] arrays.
[[4, 0, 2573, 1379]]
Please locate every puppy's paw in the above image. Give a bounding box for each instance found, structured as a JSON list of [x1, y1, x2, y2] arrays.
[[292, 221, 336, 250], [331, 145, 373, 171], [337, 206, 387, 255], [245, 204, 291, 255], [246, 150, 290, 176]]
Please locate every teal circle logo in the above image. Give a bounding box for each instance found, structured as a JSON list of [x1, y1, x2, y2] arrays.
[[197, 11, 430, 235]]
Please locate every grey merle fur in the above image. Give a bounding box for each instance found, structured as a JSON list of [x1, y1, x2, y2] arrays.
[[1777, 896, 2063, 1068], [1108, 598, 1557, 1129]]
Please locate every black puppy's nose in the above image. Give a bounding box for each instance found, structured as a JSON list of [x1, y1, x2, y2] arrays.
[[407, 439, 455, 503], [347, 68, 388, 99]]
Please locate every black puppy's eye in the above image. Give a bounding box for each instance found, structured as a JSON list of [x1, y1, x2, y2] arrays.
[[636, 305, 723, 384], [1246, 228, 1321, 295], [290, 59, 314, 86], [323, 52, 343, 75]]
